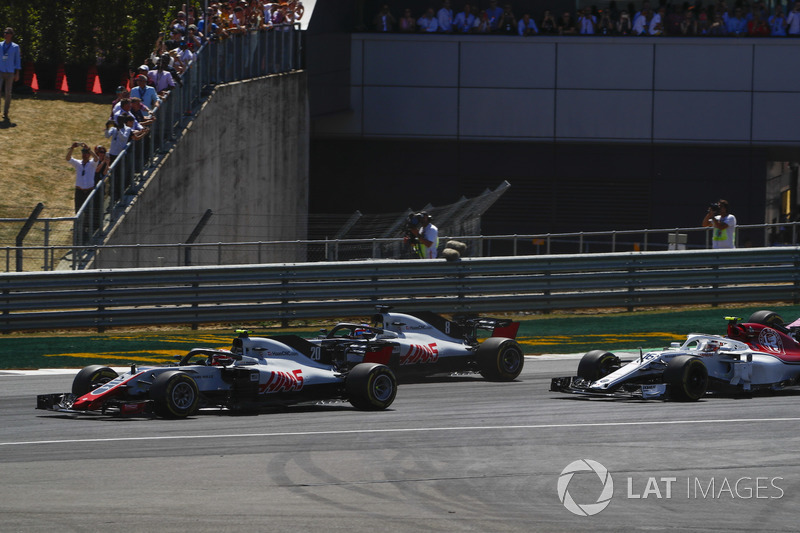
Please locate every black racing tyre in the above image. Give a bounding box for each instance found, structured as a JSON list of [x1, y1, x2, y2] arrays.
[[664, 355, 708, 402], [747, 310, 785, 329], [577, 350, 621, 382], [72, 365, 119, 396], [150, 371, 200, 418], [476, 337, 524, 381], [345, 363, 397, 410]]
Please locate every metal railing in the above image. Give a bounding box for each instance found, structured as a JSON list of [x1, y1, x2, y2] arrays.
[[2, 247, 799, 333], [1, 24, 303, 271], [3, 220, 800, 271]]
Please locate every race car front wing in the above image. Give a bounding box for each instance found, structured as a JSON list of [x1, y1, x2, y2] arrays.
[[550, 376, 668, 400]]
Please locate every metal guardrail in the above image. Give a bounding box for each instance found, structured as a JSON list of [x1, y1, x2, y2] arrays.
[[2, 247, 799, 333], [4, 220, 800, 271]]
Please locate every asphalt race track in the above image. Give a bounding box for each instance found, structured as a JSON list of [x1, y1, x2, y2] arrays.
[[2, 358, 799, 532]]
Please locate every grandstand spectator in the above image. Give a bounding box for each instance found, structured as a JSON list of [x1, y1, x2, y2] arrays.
[[649, 5, 666, 35], [518, 13, 539, 35], [787, 1, 800, 35], [726, 7, 747, 36], [540, 9, 558, 34], [747, 10, 770, 35], [164, 28, 185, 50], [696, 8, 711, 34], [373, 4, 396, 32], [486, 0, 504, 31], [769, 5, 788, 35], [474, 10, 492, 33], [557, 10, 577, 35], [170, 11, 188, 35], [148, 55, 177, 95], [680, 9, 698, 35], [632, 8, 651, 34], [617, 10, 633, 35], [437, 0, 454, 32], [110, 86, 128, 117], [633, 0, 652, 24], [577, 6, 597, 34], [186, 25, 202, 49], [130, 97, 155, 127], [709, 12, 727, 35], [497, 4, 517, 34], [174, 41, 195, 73], [597, 10, 615, 35], [398, 7, 417, 32], [197, 7, 218, 39], [454, 4, 475, 33], [417, 8, 439, 32]]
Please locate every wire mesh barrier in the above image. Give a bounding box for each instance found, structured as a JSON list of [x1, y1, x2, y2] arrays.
[[2, 247, 799, 333], [0, 25, 303, 272]]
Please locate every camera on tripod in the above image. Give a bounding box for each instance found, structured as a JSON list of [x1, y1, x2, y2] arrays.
[[404, 212, 424, 244]]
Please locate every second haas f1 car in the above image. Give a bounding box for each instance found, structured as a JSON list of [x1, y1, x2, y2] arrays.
[[551, 310, 800, 401], [309, 307, 524, 382], [37, 331, 398, 419]]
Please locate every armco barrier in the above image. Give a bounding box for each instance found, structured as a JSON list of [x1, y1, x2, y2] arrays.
[[2, 247, 800, 333]]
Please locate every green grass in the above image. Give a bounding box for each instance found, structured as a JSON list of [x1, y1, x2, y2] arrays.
[[0, 93, 111, 249], [3, 304, 799, 369]]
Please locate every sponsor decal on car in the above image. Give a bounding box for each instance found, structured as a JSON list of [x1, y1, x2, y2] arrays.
[[399, 343, 439, 365], [259, 369, 304, 393], [758, 328, 784, 354]]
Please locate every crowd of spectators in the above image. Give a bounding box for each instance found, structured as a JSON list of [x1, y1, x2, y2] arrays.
[[371, 0, 800, 36], [73, 1, 303, 223], [95, 1, 306, 173]]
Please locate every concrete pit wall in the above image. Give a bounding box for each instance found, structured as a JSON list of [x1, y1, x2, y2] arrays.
[[99, 71, 309, 268]]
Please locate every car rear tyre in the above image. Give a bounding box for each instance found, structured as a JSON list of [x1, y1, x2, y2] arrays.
[[665, 355, 708, 401], [477, 337, 524, 381], [150, 371, 200, 418], [577, 350, 620, 382], [72, 365, 119, 396], [346, 363, 397, 410], [747, 310, 785, 328]]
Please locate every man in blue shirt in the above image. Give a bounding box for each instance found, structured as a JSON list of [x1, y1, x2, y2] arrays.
[[0, 27, 21, 120]]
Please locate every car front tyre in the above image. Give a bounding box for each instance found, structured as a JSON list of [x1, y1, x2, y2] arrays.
[[150, 371, 200, 418], [664, 355, 708, 401], [72, 365, 119, 396], [577, 350, 620, 382]]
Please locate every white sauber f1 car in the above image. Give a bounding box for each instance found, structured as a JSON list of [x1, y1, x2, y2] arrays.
[[309, 306, 524, 382], [37, 330, 397, 419], [551, 310, 800, 401]]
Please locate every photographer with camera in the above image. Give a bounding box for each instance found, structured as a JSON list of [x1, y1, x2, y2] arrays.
[[702, 199, 736, 249], [405, 211, 439, 258]]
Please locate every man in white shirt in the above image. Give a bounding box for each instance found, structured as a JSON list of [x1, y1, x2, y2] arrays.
[[702, 199, 736, 249], [437, 0, 454, 32], [410, 212, 439, 259]]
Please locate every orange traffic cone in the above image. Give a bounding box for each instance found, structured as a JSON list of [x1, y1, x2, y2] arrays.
[[30, 71, 39, 91], [86, 65, 102, 94], [55, 64, 69, 92]]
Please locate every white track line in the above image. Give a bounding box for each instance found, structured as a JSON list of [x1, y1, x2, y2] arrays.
[[3, 417, 800, 447]]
